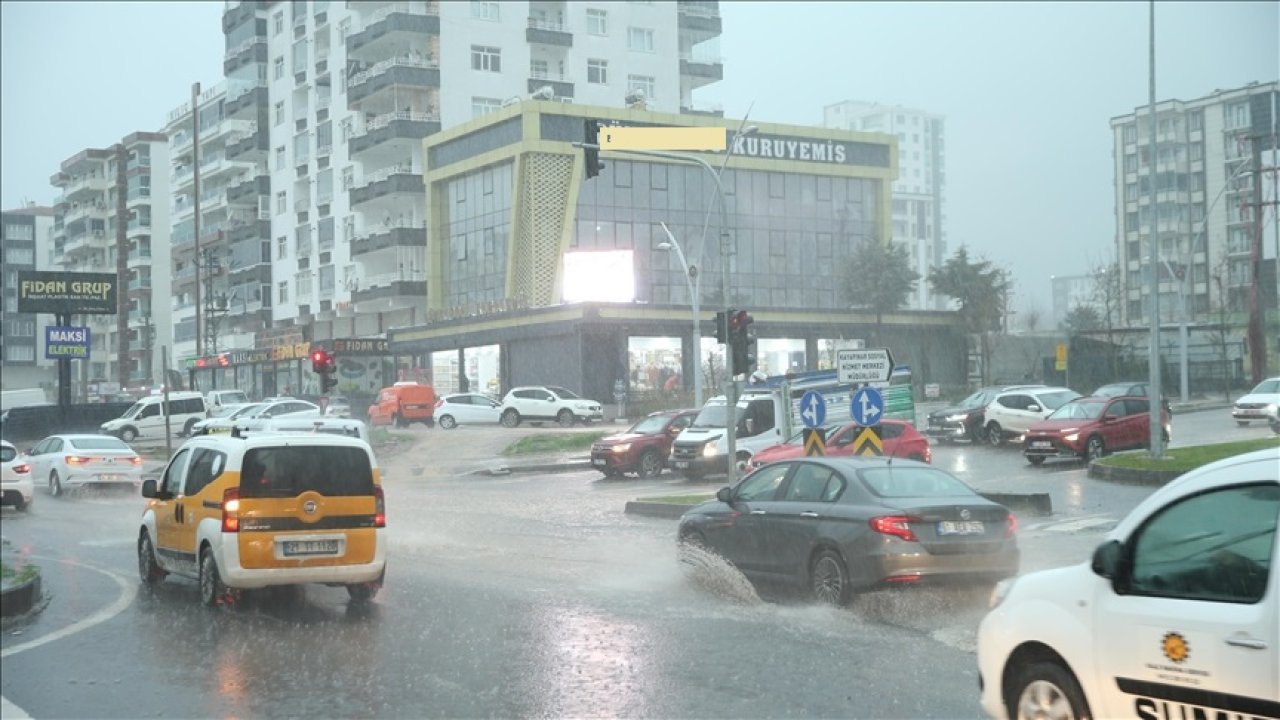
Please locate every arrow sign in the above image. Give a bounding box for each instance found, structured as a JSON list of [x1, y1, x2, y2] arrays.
[[851, 387, 884, 427], [837, 348, 894, 384], [803, 428, 826, 456], [799, 390, 826, 429]]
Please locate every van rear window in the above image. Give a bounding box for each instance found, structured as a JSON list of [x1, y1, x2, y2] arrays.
[[240, 446, 374, 498]]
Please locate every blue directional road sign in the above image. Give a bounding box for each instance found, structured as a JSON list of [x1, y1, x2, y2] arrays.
[[799, 390, 826, 428], [851, 387, 884, 427]]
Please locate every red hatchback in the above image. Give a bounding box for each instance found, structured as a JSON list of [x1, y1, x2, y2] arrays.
[[1023, 395, 1172, 465], [747, 419, 932, 470], [591, 409, 698, 478]]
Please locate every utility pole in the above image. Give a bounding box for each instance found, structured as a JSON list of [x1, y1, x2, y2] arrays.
[[203, 247, 225, 357], [143, 313, 155, 386], [1145, 0, 1164, 458], [115, 143, 131, 392], [191, 82, 203, 358], [1247, 131, 1267, 384]]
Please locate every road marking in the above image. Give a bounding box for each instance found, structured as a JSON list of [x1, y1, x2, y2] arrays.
[[1026, 514, 1117, 534], [1, 555, 136, 659], [79, 538, 134, 547]]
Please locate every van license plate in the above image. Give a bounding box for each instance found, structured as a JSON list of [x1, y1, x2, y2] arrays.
[[937, 521, 985, 535], [592, 458, 606, 466], [1030, 441, 1051, 448], [674, 461, 689, 469], [283, 540, 340, 556]]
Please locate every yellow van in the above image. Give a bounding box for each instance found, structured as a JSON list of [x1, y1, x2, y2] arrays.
[[137, 432, 386, 606]]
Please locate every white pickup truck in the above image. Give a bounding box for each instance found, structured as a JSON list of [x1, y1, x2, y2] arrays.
[[205, 389, 251, 418]]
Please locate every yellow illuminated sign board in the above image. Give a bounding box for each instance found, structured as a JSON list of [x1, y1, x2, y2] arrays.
[[596, 126, 727, 152]]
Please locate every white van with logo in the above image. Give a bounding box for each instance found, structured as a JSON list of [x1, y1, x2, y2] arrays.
[[101, 392, 209, 442]]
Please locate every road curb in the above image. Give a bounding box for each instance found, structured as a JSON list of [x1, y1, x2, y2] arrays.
[[1087, 461, 1181, 486], [472, 460, 592, 476], [624, 501, 690, 519], [0, 573, 42, 620]]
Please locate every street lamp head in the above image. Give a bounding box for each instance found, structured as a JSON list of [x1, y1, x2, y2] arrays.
[[657, 242, 673, 251], [741, 125, 759, 136]]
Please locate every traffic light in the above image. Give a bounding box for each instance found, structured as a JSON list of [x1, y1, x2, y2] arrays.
[[714, 309, 731, 344], [322, 374, 338, 393], [583, 119, 605, 179], [311, 349, 332, 374], [728, 310, 757, 375]]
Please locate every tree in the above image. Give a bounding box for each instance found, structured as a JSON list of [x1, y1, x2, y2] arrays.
[[1090, 260, 1125, 377], [928, 247, 1011, 384], [1206, 253, 1239, 400], [1019, 300, 1044, 333], [1062, 305, 1103, 336], [839, 238, 920, 344]]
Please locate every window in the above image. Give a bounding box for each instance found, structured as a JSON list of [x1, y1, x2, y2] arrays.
[[278, 281, 289, 304], [276, 191, 287, 215], [4, 247, 35, 265], [1123, 125, 1137, 143], [586, 8, 607, 35], [275, 146, 286, 170], [483, 227, 497, 255], [471, 1, 499, 20], [277, 236, 287, 259], [735, 464, 788, 501], [1128, 484, 1277, 603], [471, 45, 501, 72], [296, 270, 312, 296], [274, 56, 285, 80], [274, 101, 285, 126], [587, 59, 608, 84], [273, 11, 284, 34], [4, 346, 35, 362], [471, 97, 501, 118], [627, 74, 655, 101], [627, 27, 654, 52], [784, 464, 841, 502], [184, 449, 227, 497]]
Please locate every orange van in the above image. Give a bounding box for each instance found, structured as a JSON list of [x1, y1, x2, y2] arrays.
[[368, 383, 436, 427]]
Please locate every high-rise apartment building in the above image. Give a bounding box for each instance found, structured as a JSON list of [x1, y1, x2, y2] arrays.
[[215, 0, 722, 348], [1110, 81, 1278, 326], [1, 205, 56, 391], [823, 101, 947, 310], [49, 134, 172, 392]]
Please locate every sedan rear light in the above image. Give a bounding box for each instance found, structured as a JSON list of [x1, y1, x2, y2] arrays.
[[870, 515, 919, 542], [373, 485, 386, 528], [12, 463, 30, 475], [65, 455, 91, 466], [129, 456, 144, 466], [1006, 513, 1018, 538], [221, 488, 241, 533]]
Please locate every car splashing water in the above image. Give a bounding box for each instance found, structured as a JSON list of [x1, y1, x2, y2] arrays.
[[677, 543, 761, 605]]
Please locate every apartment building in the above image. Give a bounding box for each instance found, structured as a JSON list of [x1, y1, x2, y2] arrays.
[[49, 134, 172, 392], [214, 0, 722, 352], [1049, 273, 1099, 329], [1110, 80, 1278, 327], [1, 206, 56, 392], [823, 101, 947, 310], [163, 80, 273, 362]]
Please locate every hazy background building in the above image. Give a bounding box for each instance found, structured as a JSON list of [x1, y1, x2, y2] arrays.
[[1, 205, 56, 392]]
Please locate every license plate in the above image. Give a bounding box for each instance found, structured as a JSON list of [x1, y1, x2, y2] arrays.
[[283, 539, 340, 557], [1031, 441, 1051, 449], [209, 427, 232, 434], [592, 458, 607, 466], [674, 460, 689, 469], [937, 521, 985, 535], [98, 474, 125, 482]]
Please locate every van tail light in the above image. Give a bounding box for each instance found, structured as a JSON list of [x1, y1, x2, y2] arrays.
[[221, 488, 241, 533], [12, 463, 30, 475], [870, 515, 919, 542], [1006, 513, 1018, 538], [65, 455, 91, 466], [373, 486, 386, 528], [129, 456, 144, 466]]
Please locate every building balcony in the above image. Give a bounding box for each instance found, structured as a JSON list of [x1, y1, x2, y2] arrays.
[[346, 4, 440, 62], [127, 248, 152, 269], [352, 275, 426, 306], [223, 36, 268, 75], [677, 1, 722, 35], [63, 229, 108, 259], [352, 226, 425, 257], [348, 110, 440, 161], [349, 166, 425, 208], [679, 53, 724, 85], [64, 175, 111, 202], [227, 218, 271, 245], [224, 85, 267, 121], [226, 129, 269, 162], [527, 75, 574, 99], [347, 57, 440, 109], [64, 203, 109, 226], [526, 17, 572, 47], [226, 174, 269, 206], [227, 262, 272, 284]]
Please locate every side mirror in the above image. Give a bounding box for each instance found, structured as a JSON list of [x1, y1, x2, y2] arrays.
[[1091, 539, 1122, 580], [1102, 414, 1118, 423], [1027, 404, 1042, 413], [715, 486, 733, 504], [141, 479, 158, 498]]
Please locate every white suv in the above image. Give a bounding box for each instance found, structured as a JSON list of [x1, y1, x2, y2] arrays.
[[983, 386, 1080, 446], [499, 386, 603, 428]]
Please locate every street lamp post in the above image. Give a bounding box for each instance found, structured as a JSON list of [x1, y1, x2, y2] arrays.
[[657, 222, 702, 406]]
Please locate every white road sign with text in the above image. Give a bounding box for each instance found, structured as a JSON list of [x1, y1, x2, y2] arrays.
[[837, 348, 894, 384]]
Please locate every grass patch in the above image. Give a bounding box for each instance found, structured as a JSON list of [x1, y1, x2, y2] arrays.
[[501, 431, 609, 456], [0, 540, 39, 587], [1097, 437, 1279, 472], [369, 427, 414, 445], [637, 493, 715, 505]]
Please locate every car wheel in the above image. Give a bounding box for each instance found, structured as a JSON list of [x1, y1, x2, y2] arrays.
[[986, 422, 1004, 447], [347, 582, 379, 603], [49, 470, 63, 498], [1084, 435, 1105, 463], [636, 449, 663, 478], [199, 546, 231, 608], [13, 496, 28, 512], [1027, 455, 1046, 466], [439, 414, 457, 430], [393, 413, 408, 428], [967, 424, 986, 443], [120, 426, 138, 443], [138, 531, 167, 586], [810, 549, 850, 606], [183, 419, 197, 437], [1006, 661, 1093, 720], [557, 409, 574, 427], [677, 529, 711, 569], [1270, 419, 1280, 436], [500, 409, 520, 428]]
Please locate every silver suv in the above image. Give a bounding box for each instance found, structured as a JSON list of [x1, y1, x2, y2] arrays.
[[499, 386, 603, 428]]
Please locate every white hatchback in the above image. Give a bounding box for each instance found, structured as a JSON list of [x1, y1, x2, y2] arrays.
[[983, 386, 1081, 446], [1, 440, 34, 511], [23, 434, 145, 497], [977, 448, 1279, 720], [434, 393, 502, 429]]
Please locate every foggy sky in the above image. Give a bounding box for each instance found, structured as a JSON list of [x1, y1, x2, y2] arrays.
[[2, 1, 1275, 316]]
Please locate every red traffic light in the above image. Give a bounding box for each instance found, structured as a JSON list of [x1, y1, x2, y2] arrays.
[[312, 350, 327, 364], [729, 310, 752, 329]]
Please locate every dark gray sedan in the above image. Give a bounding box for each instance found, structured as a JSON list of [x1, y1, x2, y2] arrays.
[[677, 457, 1020, 605]]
